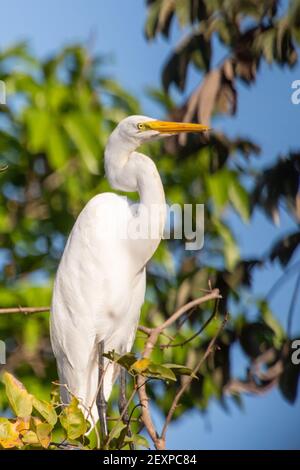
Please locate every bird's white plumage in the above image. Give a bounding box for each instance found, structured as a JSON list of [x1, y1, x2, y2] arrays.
[[50, 116, 167, 424]]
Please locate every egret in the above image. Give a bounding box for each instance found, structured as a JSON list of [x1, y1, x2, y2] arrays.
[[50, 115, 208, 432]]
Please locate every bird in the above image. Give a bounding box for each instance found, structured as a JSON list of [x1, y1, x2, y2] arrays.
[[50, 115, 208, 430]]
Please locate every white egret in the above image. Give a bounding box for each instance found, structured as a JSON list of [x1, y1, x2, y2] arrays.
[[50, 115, 208, 431]]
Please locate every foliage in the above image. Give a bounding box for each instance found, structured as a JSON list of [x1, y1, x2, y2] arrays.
[[0, 0, 300, 450], [0, 43, 141, 411], [0, 372, 88, 449], [143, 0, 300, 414], [0, 366, 181, 449]]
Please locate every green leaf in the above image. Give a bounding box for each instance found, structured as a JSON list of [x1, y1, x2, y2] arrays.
[[214, 219, 240, 270], [25, 109, 51, 152], [47, 124, 69, 169], [260, 300, 285, 347], [124, 433, 150, 449], [108, 421, 127, 442], [86, 425, 100, 449], [162, 363, 198, 379], [103, 351, 137, 371], [175, 0, 190, 27], [23, 318, 41, 354], [261, 29, 276, 64], [207, 170, 249, 221], [145, 1, 161, 39], [207, 171, 229, 213], [64, 112, 100, 174], [59, 397, 87, 440], [3, 372, 33, 418], [145, 363, 177, 381], [32, 396, 57, 426], [228, 178, 250, 221]]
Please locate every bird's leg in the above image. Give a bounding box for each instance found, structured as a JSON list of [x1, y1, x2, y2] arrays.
[[118, 368, 134, 450], [96, 340, 108, 445]]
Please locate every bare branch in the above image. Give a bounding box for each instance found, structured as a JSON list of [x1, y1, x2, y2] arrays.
[[160, 289, 221, 331], [0, 306, 50, 315], [160, 312, 229, 443], [141, 289, 221, 359], [224, 348, 283, 396], [160, 297, 220, 349], [137, 289, 222, 450]]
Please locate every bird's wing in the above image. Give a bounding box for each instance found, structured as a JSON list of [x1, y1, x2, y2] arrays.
[[50, 192, 145, 421]]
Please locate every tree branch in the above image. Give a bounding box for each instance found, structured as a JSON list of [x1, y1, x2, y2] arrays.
[[0, 306, 50, 315], [137, 289, 222, 450], [160, 297, 220, 349], [160, 312, 229, 443]]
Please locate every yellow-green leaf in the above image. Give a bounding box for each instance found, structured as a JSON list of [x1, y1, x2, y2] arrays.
[[125, 433, 150, 449], [0, 417, 22, 449], [59, 397, 87, 440], [108, 421, 127, 442], [36, 422, 52, 449], [3, 372, 33, 418], [146, 363, 177, 381], [25, 109, 51, 152], [47, 124, 69, 170], [228, 179, 250, 222], [32, 397, 57, 426], [64, 113, 100, 174], [207, 171, 228, 212], [15, 417, 30, 434], [22, 430, 39, 445], [162, 363, 198, 379], [130, 358, 151, 373]]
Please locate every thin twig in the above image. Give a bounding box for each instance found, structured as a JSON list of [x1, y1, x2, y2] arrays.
[[160, 290, 221, 331], [160, 313, 229, 443], [160, 298, 220, 349], [224, 348, 283, 396], [55, 382, 101, 449], [138, 325, 174, 342], [105, 377, 149, 449], [0, 306, 50, 314]]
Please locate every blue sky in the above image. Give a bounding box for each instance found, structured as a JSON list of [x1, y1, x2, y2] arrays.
[[1, 0, 300, 449]]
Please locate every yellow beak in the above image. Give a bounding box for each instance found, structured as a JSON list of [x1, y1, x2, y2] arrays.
[[143, 120, 209, 134]]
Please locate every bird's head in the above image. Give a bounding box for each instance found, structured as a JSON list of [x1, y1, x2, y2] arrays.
[[112, 115, 209, 146]]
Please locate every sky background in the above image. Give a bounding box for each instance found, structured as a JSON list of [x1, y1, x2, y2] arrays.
[[1, 0, 300, 449]]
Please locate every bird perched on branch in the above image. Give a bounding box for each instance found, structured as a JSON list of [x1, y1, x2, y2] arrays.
[[50, 115, 208, 432]]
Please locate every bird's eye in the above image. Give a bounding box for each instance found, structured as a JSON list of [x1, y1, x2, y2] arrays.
[[137, 123, 144, 131]]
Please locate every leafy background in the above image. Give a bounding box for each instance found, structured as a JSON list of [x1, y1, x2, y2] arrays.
[[0, 0, 300, 449]]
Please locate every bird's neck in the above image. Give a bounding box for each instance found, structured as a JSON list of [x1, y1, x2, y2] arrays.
[[105, 139, 166, 265], [134, 151, 167, 241]]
